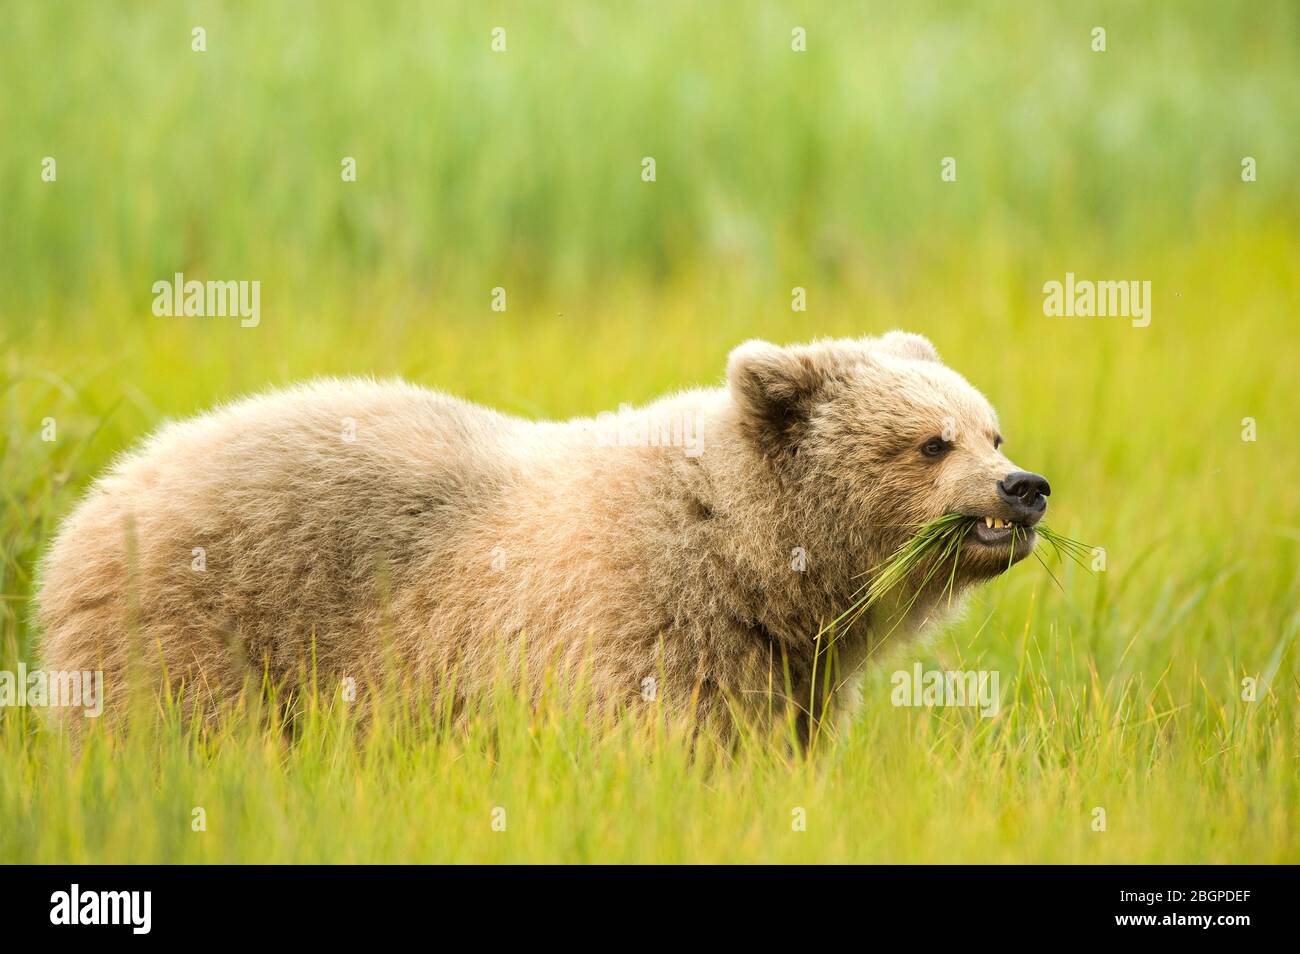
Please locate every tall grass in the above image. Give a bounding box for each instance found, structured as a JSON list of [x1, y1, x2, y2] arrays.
[[0, 1, 1297, 862], [2, 615, 1294, 864], [2, 1, 1297, 312]]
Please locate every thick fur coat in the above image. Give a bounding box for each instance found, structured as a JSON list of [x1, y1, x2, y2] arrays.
[[37, 332, 1040, 734]]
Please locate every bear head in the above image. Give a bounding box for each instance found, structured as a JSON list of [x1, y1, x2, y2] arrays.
[[727, 331, 1049, 587]]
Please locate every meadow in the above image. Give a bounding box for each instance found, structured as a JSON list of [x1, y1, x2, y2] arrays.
[[0, 1, 1296, 863]]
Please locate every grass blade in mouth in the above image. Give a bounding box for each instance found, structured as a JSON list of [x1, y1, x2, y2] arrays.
[[821, 514, 973, 641], [822, 515, 1096, 643], [1032, 524, 1096, 571]]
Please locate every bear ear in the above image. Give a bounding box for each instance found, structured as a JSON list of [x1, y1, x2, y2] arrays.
[[727, 339, 836, 454], [874, 331, 940, 363]]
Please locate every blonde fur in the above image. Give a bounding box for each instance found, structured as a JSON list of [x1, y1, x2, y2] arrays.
[[36, 333, 1037, 736]]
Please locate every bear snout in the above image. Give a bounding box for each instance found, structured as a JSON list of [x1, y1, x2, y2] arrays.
[[996, 470, 1050, 524]]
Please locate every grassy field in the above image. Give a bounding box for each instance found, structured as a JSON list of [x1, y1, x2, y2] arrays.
[[1, 1, 1297, 863]]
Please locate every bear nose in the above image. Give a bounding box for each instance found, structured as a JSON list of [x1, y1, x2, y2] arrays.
[[997, 470, 1050, 522]]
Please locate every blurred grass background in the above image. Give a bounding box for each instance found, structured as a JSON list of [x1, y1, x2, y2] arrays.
[[0, 0, 1297, 862]]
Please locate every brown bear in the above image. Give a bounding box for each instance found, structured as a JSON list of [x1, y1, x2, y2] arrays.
[[35, 332, 1049, 736]]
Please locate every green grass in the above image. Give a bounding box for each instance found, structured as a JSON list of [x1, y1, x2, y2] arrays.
[[1, 1, 1297, 863], [840, 515, 1096, 627]]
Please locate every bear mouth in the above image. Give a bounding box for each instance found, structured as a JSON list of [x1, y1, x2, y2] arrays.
[[968, 516, 1036, 548]]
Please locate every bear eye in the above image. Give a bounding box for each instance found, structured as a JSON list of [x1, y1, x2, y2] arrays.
[[920, 437, 951, 459]]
